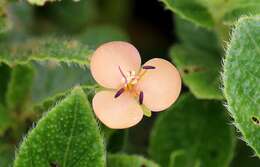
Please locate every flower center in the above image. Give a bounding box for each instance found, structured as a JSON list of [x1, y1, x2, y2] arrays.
[[115, 65, 156, 104]]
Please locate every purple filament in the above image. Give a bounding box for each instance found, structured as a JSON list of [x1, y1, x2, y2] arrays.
[[118, 66, 127, 83], [139, 91, 144, 104], [114, 88, 125, 98], [142, 65, 156, 69]]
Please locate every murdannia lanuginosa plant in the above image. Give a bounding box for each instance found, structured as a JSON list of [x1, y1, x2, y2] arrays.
[[0, 0, 259, 166]]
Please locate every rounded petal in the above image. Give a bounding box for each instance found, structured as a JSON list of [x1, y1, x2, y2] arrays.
[[90, 41, 141, 89], [92, 90, 143, 129], [136, 58, 182, 111]]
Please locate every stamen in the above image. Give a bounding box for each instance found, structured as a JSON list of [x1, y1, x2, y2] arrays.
[[114, 88, 125, 98], [142, 65, 156, 69], [118, 66, 127, 84], [139, 91, 144, 104]]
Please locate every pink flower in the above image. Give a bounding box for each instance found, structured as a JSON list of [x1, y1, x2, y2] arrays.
[[90, 41, 181, 129]]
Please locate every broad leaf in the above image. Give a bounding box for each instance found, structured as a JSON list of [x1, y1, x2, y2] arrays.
[[107, 154, 159, 167], [0, 37, 93, 66], [14, 87, 105, 167], [149, 93, 235, 167], [170, 45, 223, 99], [161, 0, 214, 28], [223, 16, 260, 157]]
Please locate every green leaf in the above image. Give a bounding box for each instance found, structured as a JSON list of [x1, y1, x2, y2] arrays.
[[0, 37, 93, 66], [170, 45, 223, 99], [223, 16, 260, 157], [149, 93, 235, 167], [14, 87, 105, 167], [161, 0, 214, 28], [107, 154, 159, 167], [6, 64, 34, 112]]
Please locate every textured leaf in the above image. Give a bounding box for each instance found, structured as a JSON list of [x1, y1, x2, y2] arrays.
[[170, 45, 223, 99], [161, 0, 214, 28], [0, 37, 93, 66], [6, 64, 34, 112], [107, 154, 159, 167], [14, 87, 105, 167], [223, 16, 260, 157], [149, 93, 235, 167]]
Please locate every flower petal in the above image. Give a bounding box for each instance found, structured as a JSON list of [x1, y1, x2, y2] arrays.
[[136, 58, 182, 111], [92, 90, 143, 129], [90, 41, 141, 89]]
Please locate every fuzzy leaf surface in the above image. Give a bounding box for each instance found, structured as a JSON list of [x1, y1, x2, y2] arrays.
[[223, 16, 260, 157], [14, 87, 105, 167]]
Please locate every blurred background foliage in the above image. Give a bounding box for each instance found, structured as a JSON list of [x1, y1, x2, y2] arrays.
[[0, 0, 259, 166]]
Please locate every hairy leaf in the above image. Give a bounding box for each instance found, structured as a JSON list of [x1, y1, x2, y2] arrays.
[[0, 37, 93, 66], [149, 93, 235, 167], [170, 45, 223, 99], [14, 87, 105, 167], [107, 154, 159, 167], [223, 16, 260, 157]]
